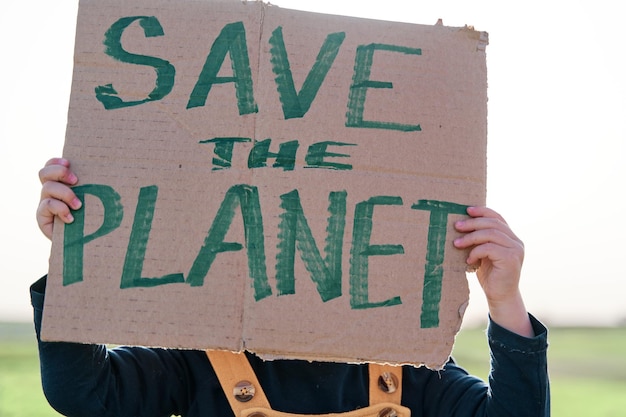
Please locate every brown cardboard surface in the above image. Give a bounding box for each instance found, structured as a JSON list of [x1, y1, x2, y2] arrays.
[[42, 0, 488, 369]]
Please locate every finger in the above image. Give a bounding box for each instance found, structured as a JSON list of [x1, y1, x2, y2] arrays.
[[37, 197, 75, 224], [466, 206, 507, 222], [465, 241, 524, 268], [454, 228, 522, 251], [40, 181, 82, 211], [37, 198, 75, 240], [43, 157, 71, 168], [38, 159, 78, 186], [455, 214, 520, 242]]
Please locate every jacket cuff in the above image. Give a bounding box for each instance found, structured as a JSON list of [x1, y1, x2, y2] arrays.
[[30, 275, 47, 310], [487, 313, 548, 354], [30, 275, 48, 338]]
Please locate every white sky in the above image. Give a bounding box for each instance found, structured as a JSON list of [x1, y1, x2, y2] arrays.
[[1, 0, 624, 326]]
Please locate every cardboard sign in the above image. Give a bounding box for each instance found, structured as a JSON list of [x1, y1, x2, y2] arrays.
[[42, 0, 488, 369]]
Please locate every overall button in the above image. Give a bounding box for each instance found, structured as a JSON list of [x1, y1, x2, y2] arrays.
[[378, 407, 398, 417], [377, 372, 399, 394], [233, 380, 256, 402]]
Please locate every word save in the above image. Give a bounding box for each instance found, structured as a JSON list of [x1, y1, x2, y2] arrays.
[[94, 16, 422, 132]]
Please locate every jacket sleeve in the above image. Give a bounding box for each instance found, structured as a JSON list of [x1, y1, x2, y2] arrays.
[[485, 315, 550, 416], [31, 276, 198, 417], [419, 315, 550, 417]]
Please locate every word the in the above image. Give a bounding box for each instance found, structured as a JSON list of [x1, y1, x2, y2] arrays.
[[200, 137, 356, 171]]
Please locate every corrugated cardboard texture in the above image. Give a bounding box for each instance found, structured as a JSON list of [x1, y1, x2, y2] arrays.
[[42, 0, 488, 369]]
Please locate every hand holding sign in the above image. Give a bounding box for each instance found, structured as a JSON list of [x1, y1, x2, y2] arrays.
[[37, 158, 81, 240], [454, 207, 533, 337]]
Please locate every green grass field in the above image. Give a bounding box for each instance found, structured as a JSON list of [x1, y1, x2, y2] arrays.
[[2, 322, 626, 416]]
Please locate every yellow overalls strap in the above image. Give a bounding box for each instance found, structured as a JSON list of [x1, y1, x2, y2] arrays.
[[206, 350, 272, 413], [368, 362, 403, 406], [206, 350, 411, 417]]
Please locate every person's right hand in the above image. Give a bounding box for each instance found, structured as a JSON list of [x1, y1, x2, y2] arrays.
[[37, 158, 82, 240]]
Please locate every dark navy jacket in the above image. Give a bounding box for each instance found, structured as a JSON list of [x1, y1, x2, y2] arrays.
[[31, 277, 549, 417]]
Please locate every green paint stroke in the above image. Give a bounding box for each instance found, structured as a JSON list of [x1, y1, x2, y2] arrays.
[[305, 141, 356, 170], [270, 27, 345, 119], [248, 139, 299, 171], [95, 16, 175, 109], [411, 200, 469, 328], [120, 186, 184, 288], [63, 185, 123, 286], [187, 184, 271, 301], [187, 21, 258, 115], [350, 196, 404, 309], [199, 137, 252, 170], [346, 43, 422, 132], [276, 190, 346, 302]]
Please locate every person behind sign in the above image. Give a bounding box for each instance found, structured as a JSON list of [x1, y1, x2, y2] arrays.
[[32, 157, 549, 417]]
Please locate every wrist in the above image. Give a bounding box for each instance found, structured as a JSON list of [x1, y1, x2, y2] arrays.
[[488, 291, 534, 338]]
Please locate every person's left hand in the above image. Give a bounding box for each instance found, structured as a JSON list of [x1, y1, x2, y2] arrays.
[[453, 206, 533, 337]]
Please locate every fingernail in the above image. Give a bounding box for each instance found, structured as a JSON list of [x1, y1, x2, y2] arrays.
[[71, 198, 82, 210], [66, 213, 74, 223], [68, 173, 78, 184]]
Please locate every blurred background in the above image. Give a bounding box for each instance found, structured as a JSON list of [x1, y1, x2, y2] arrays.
[[1, 0, 625, 416]]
